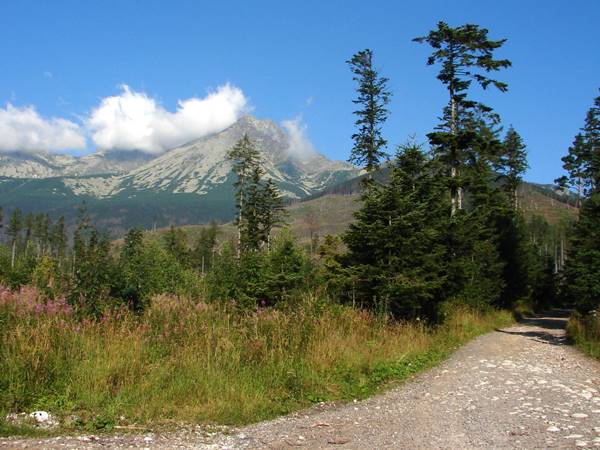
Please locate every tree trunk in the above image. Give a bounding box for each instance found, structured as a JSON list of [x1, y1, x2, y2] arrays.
[[11, 240, 16, 268], [237, 182, 244, 260], [450, 93, 462, 216], [560, 235, 565, 270]]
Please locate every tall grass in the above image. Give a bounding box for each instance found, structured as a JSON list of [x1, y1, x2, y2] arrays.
[[567, 311, 600, 360], [0, 286, 513, 433]]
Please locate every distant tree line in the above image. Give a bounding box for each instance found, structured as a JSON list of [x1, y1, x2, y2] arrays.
[[1, 20, 592, 325]]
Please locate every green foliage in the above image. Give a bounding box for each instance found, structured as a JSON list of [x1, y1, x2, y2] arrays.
[[557, 92, 599, 199], [343, 143, 450, 319], [414, 21, 511, 215], [191, 222, 218, 272], [31, 256, 61, 299], [497, 126, 528, 209], [0, 294, 512, 433], [567, 311, 600, 360], [163, 225, 189, 265], [263, 230, 312, 305], [113, 230, 203, 311], [205, 232, 313, 308], [70, 228, 112, 317], [413, 21, 511, 112], [562, 193, 600, 313], [346, 49, 391, 174], [558, 90, 600, 315], [227, 135, 287, 254]]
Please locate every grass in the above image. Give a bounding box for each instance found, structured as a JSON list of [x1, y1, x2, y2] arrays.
[[567, 311, 600, 360], [0, 287, 513, 436]]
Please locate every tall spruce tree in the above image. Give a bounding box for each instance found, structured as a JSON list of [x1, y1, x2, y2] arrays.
[[414, 22, 511, 215], [346, 49, 391, 176], [243, 163, 266, 252], [563, 194, 600, 312], [560, 90, 600, 312], [582, 93, 600, 191], [498, 126, 528, 210], [556, 134, 588, 207], [228, 135, 286, 254], [557, 92, 600, 199], [258, 178, 286, 251], [343, 143, 449, 319], [228, 134, 262, 256]]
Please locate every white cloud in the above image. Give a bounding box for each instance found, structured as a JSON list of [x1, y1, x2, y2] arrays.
[[87, 83, 249, 154], [43, 71, 53, 79], [282, 116, 317, 160], [0, 104, 86, 153]]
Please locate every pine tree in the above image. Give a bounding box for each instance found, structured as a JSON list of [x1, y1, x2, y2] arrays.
[[23, 213, 34, 257], [556, 133, 588, 207], [227, 136, 285, 254], [163, 225, 189, 265], [51, 216, 67, 267], [123, 228, 144, 260], [557, 92, 600, 200], [264, 230, 309, 305], [258, 178, 286, 251], [582, 93, 600, 191], [242, 163, 266, 252], [498, 126, 528, 210], [441, 155, 508, 308], [32, 214, 51, 257], [346, 49, 391, 176], [227, 134, 262, 256], [69, 206, 113, 315], [414, 22, 511, 215], [559, 90, 600, 312], [563, 194, 600, 312], [7, 208, 23, 268], [192, 222, 218, 273], [117, 228, 146, 311], [72, 203, 91, 276], [343, 143, 449, 318]]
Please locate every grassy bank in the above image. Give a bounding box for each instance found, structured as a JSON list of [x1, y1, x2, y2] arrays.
[[0, 287, 513, 436], [567, 311, 600, 360]]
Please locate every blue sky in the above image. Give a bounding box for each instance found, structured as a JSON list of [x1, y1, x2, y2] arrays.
[[0, 0, 598, 183]]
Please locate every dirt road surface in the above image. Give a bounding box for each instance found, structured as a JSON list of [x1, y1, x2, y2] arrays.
[[3, 310, 599, 449]]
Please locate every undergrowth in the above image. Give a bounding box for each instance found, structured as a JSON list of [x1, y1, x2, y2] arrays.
[[567, 311, 600, 360], [0, 287, 513, 436]]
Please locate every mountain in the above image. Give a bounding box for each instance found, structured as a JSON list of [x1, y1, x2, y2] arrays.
[[0, 116, 359, 234], [119, 115, 356, 198], [0, 150, 154, 178]]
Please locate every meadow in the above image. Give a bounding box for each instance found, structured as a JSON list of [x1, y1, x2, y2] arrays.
[[0, 285, 513, 435]]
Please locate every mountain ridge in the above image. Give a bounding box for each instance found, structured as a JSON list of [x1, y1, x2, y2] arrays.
[[0, 116, 360, 234]]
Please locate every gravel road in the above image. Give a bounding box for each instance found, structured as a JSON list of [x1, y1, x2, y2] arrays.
[[3, 310, 600, 449]]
